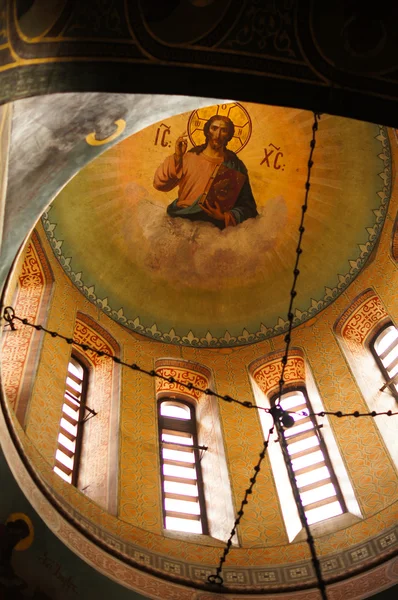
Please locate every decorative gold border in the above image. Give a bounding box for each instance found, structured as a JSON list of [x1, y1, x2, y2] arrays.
[[42, 125, 392, 348]]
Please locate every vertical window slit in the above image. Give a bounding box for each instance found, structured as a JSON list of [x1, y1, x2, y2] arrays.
[[159, 399, 208, 535]]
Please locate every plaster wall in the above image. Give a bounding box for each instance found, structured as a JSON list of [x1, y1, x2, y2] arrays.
[[0, 3, 397, 595], [2, 149, 398, 572], [0, 103, 11, 252]]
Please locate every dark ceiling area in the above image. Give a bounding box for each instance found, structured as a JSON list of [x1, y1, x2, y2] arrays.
[[0, 0, 396, 127], [0, 1, 398, 599]]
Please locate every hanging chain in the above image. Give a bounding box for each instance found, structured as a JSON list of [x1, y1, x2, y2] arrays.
[[207, 427, 273, 586], [291, 408, 398, 418], [275, 419, 328, 600], [2, 308, 396, 421], [207, 111, 327, 592], [1, 306, 264, 410], [268, 112, 329, 600], [276, 112, 320, 408], [0, 113, 396, 598]]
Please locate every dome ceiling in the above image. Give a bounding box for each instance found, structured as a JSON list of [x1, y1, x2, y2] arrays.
[[43, 101, 391, 347]]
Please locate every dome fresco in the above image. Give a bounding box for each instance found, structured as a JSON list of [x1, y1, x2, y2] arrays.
[[43, 102, 391, 346], [1, 94, 398, 600], [1, 2, 398, 597]]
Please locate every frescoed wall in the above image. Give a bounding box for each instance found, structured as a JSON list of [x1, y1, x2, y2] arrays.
[[0, 119, 397, 592], [1, 230, 54, 425], [42, 102, 391, 346], [0, 448, 149, 600], [0, 103, 11, 249], [1, 3, 398, 598]]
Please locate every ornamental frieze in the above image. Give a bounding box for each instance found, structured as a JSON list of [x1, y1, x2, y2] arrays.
[[155, 359, 211, 402], [250, 352, 306, 397], [339, 293, 388, 347]]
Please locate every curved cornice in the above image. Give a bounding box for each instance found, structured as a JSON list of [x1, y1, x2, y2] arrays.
[[0, 1, 398, 127]]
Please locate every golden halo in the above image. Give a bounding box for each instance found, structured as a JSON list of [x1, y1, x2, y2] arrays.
[[187, 102, 252, 154], [6, 512, 34, 551]]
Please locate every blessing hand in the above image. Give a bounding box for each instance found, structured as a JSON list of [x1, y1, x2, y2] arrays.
[[175, 131, 188, 160]]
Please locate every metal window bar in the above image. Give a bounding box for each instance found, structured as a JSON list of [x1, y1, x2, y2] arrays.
[[161, 440, 208, 451], [371, 323, 398, 398], [158, 400, 209, 535], [385, 352, 398, 374], [54, 355, 88, 485], [277, 390, 347, 524]]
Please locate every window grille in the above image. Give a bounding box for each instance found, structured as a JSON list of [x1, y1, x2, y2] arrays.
[[371, 323, 398, 399], [276, 390, 347, 525], [158, 399, 208, 534], [54, 355, 87, 484]]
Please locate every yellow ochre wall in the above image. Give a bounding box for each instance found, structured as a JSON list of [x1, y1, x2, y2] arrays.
[[2, 133, 398, 571]]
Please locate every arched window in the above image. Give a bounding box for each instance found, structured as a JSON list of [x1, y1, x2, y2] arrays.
[[54, 355, 88, 485], [334, 290, 398, 468], [274, 389, 347, 526], [155, 358, 235, 542], [250, 351, 361, 541], [370, 323, 398, 399], [158, 399, 208, 534]]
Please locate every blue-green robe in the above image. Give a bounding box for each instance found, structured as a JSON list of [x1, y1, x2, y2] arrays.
[[166, 149, 258, 230]]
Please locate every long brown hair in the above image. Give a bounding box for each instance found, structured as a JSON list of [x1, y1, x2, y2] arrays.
[[189, 115, 235, 154]]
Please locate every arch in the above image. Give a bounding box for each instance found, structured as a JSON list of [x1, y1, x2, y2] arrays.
[[249, 350, 361, 542], [334, 288, 390, 351], [158, 396, 208, 535], [250, 348, 306, 399], [71, 312, 121, 514], [335, 290, 398, 468], [155, 358, 235, 543], [392, 211, 398, 262], [1, 229, 54, 426], [155, 358, 211, 403]]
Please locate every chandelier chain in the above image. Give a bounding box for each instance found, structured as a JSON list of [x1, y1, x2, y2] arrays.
[[271, 111, 327, 600], [2, 309, 396, 420], [276, 420, 327, 600], [208, 427, 273, 586], [0, 113, 394, 597], [276, 112, 319, 408]]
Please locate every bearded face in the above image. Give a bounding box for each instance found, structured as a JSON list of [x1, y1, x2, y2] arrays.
[[207, 119, 231, 150]]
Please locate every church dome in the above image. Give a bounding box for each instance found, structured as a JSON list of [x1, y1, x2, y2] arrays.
[[1, 93, 397, 599]]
